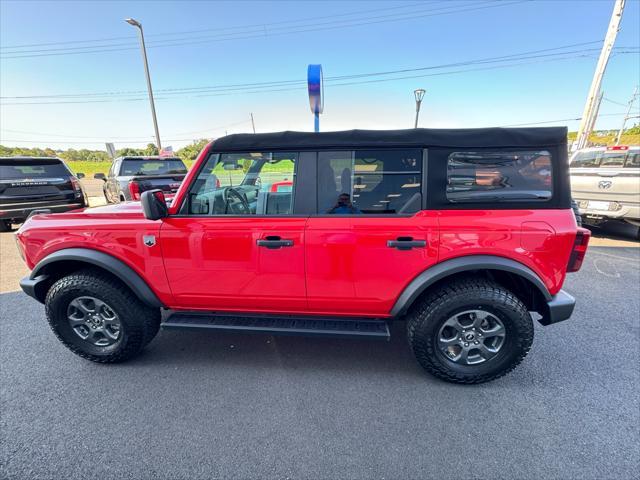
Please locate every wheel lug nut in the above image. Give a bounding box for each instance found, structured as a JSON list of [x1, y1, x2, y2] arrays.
[[464, 343, 469, 347], [474, 341, 479, 345]]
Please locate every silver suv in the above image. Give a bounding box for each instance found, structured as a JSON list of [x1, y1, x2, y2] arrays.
[[570, 146, 640, 231]]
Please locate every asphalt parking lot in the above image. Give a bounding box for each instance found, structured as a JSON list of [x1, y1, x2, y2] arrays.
[[1, 221, 639, 479]]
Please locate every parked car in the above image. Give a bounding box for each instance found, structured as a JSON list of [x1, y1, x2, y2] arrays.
[[95, 156, 188, 203], [16, 128, 589, 384], [570, 145, 640, 232], [0, 156, 87, 231]]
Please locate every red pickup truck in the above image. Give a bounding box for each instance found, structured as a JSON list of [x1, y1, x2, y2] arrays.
[[16, 128, 589, 384]]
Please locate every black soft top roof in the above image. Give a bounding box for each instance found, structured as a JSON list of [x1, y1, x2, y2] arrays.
[[210, 127, 567, 152]]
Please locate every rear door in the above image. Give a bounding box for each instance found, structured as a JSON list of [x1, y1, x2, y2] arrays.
[[160, 150, 308, 312], [305, 149, 439, 316], [0, 159, 80, 212]]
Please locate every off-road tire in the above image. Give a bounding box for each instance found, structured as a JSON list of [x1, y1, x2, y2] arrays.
[[45, 270, 160, 363], [406, 278, 534, 384], [0, 220, 13, 232]]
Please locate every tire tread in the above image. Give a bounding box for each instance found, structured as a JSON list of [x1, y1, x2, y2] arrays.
[[406, 277, 534, 384]]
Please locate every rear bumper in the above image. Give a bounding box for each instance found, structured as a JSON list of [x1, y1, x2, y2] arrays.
[[0, 202, 84, 221], [541, 289, 575, 325], [578, 203, 640, 222], [19, 274, 50, 304]]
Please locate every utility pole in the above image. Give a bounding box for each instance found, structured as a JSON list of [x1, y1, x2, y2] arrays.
[[250, 113, 256, 133], [586, 90, 604, 140], [126, 18, 162, 151], [615, 85, 639, 145], [573, 0, 625, 151], [414, 89, 426, 128]]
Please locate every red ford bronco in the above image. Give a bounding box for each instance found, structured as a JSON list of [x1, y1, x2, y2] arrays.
[[16, 128, 589, 384]]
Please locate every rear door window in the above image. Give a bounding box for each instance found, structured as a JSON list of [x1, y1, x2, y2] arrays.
[[317, 149, 422, 214], [446, 150, 552, 203], [0, 160, 70, 180]]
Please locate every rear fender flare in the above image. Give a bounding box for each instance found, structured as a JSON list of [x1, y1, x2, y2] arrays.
[[30, 248, 163, 308], [390, 255, 552, 317]]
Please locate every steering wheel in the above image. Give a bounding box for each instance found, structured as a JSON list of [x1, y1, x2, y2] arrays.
[[222, 186, 251, 215]]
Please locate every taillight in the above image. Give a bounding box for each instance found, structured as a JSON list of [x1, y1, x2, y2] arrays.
[[70, 176, 81, 190], [70, 176, 82, 197], [567, 228, 590, 273], [129, 181, 141, 200]]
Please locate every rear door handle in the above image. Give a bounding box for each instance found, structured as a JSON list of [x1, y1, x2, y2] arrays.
[[387, 237, 426, 250], [257, 236, 294, 249]]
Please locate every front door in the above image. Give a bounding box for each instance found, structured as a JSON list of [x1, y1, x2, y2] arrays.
[[160, 150, 307, 313]]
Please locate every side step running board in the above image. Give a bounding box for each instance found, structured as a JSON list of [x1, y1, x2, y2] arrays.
[[162, 312, 390, 340]]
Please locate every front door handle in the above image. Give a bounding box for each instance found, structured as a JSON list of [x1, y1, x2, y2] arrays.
[[387, 237, 426, 250], [257, 236, 294, 249]]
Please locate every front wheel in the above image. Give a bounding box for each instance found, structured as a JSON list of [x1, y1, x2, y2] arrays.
[[45, 270, 160, 363], [0, 220, 13, 232], [407, 278, 534, 384]]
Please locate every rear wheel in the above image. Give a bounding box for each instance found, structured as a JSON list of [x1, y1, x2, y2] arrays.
[[45, 270, 160, 363], [407, 278, 534, 384]]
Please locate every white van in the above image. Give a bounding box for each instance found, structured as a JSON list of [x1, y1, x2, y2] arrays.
[[570, 145, 640, 231]]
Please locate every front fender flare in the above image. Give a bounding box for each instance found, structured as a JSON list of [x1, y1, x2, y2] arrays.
[[25, 248, 163, 308], [390, 255, 552, 317]]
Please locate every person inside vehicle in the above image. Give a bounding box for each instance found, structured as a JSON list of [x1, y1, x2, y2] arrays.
[[327, 193, 361, 214]]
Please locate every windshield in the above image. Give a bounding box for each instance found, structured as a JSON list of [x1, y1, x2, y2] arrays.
[[0, 160, 70, 180], [120, 158, 187, 176]]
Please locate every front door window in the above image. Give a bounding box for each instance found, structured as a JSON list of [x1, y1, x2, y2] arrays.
[[181, 152, 297, 215]]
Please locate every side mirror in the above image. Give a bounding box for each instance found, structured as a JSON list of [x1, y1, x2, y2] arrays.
[[94, 173, 106, 181], [141, 189, 168, 221], [76, 172, 85, 179]]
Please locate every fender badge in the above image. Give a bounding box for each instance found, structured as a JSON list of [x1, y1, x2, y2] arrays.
[[143, 235, 156, 247]]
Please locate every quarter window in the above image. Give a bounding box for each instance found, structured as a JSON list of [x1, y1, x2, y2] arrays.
[[317, 149, 422, 214], [181, 152, 297, 215], [446, 151, 553, 203]]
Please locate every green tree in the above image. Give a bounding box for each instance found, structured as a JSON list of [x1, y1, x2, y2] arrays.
[[144, 143, 159, 156], [176, 139, 209, 162]]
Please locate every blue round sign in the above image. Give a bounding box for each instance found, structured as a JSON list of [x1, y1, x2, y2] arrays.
[[307, 64, 324, 115]]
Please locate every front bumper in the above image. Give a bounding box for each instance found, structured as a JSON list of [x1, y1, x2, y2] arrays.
[[540, 289, 575, 325], [19, 274, 49, 304]]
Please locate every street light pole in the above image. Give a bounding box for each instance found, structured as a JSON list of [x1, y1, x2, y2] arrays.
[[125, 18, 162, 151], [414, 89, 426, 128]]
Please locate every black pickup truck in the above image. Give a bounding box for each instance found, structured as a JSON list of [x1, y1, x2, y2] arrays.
[[95, 156, 188, 203], [0, 156, 87, 231]]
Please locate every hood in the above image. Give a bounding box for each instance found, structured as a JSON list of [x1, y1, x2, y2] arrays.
[[17, 202, 146, 233], [83, 202, 144, 215]]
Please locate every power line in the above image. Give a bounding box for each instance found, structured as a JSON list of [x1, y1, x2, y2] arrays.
[[500, 112, 627, 127], [4, 40, 609, 100], [1, 1, 523, 59], [3, 49, 635, 106], [0, 119, 250, 140], [2, 112, 629, 145], [3, 42, 634, 104], [0, 1, 430, 50]]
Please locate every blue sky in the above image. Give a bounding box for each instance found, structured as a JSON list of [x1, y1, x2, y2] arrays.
[[1, 0, 639, 150]]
